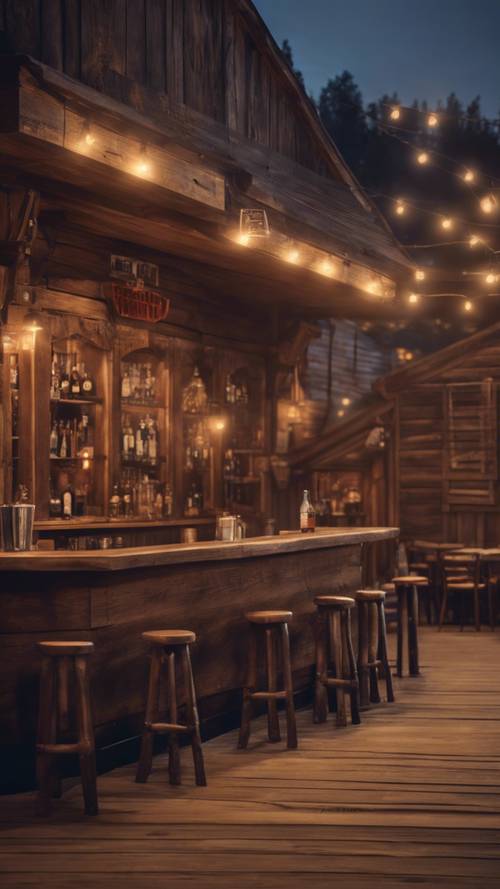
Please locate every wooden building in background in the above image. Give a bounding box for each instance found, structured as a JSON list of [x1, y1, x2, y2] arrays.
[[294, 321, 500, 556], [0, 0, 412, 545]]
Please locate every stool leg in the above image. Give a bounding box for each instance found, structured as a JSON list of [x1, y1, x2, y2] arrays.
[[343, 610, 361, 726], [488, 580, 496, 631], [396, 589, 405, 677], [332, 610, 347, 727], [74, 655, 98, 816], [265, 627, 281, 743], [35, 656, 57, 817], [136, 647, 162, 783], [438, 581, 448, 631], [238, 624, 257, 748], [357, 601, 370, 709], [377, 600, 394, 703], [167, 650, 181, 785], [408, 586, 420, 676], [313, 609, 328, 724], [474, 586, 481, 632], [368, 602, 381, 704], [280, 622, 297, 749], [182, 644, 206, 787]]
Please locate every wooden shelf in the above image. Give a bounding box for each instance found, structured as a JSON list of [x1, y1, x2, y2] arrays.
[[35, 516, 216, 531], [121, 399, 163, 409], [51, 397, 102, 406]]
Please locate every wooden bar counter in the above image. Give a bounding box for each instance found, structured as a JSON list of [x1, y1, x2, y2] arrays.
[[0, 527, 397, 792]]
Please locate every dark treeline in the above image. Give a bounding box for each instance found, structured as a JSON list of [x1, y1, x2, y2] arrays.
[[282, 42, 500, 272]]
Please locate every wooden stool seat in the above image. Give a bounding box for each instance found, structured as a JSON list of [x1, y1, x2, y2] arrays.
[[355, 590, 386, 602], [245, 610, 293, 624], [392, 575, 428, 586], [409, 562, 430, 572], [35, 640, 97, 816], [313, 597, 360, 727], [355, 590, 394, 708], [239, 611, 297, 749], [136, 629, 206, 788], [38, 640, 94, 656], [142, 629, 196, 646], [381, 582, 395, 593], [314, 595, 355, 609], [447, 581, 486, 590]]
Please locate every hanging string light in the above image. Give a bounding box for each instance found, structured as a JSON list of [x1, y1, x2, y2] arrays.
[[414, 269, 425, 281], [485, 271, 498, 285], [441, 217, 454, 231], [134, 145, 151, 177], [285, 247, 300, 264], [395, 199, 406, 216], [463, 169, 476, 183], [469, 234, 482, 247], [427, 113, 439, 128], [416, 151, 430, 165], [389, 106, 401, 121], [464, 299, 474, 312], [480, 193, 498, 214], [408, 292, 420, 304]]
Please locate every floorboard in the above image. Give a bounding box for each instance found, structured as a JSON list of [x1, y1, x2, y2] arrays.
[[1, 627, 500, 888]]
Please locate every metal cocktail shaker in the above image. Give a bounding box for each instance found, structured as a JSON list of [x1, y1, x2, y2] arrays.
[[1, 485, 35, 551]]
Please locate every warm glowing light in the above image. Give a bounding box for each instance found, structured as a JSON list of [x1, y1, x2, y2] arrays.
[[408, 292, 419, 304], [134, 147, 152, 177], [337, 409, 345, 418], [286, 248, 300, 264], [395, 200, 406, 216], [417, 151, 429, 165], [389, 106, 401, 121], [84, 130, 96, 147], [441, 217, 453, 230], [427, 113, 438, 128], [366, 278, 381, 296], [469, 234, 481, 247], [463, 169, 475, 183], [319, 258, 334, 276], [341, 397, 351, 407], [480, 193, 497, 214], [236, 232, 250, 246], [415, 269, 425, 281], [405, 351, 414, 361], [485, 272, 497, 285], [464, 299, 473, 312]]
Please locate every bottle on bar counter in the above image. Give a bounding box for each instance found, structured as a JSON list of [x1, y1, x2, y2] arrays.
[[300, 489, 316, 533]]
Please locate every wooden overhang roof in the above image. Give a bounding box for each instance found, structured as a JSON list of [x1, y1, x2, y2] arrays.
[[0, 1, 413, 319]]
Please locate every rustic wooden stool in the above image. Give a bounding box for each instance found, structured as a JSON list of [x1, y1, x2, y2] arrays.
[[136, 630, 206, 787], [238, 611, 297, 749], [36, 640, 97, 816], [392, 576, 427, 677], [313, 595, 361, 727], [354, 590, 394, 708]]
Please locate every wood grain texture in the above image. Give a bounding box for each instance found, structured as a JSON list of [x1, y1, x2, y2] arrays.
[[1, 628, 500, 887]]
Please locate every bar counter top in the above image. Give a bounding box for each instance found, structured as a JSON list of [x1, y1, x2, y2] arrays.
[[0, 526, 398, 572]]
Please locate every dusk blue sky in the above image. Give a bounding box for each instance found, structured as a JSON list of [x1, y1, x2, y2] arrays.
[[253, 0, 500, 119]]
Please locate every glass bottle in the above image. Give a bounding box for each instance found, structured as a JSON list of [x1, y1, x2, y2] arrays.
[[81, 363, 95, 397], [164, 483, 173, 516], [121, 366, 131, 399], [49, 484, 62, 518], [60, 359, 70, 399], [70, 364, 81, 398], [50, 422, 59, 457], [300, 489, 316, 533], [61, 483, 74, 520], [109, 483, 122, 519]]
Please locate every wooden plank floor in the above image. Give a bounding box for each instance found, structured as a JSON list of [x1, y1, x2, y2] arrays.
[[1, 627, 500, 888]]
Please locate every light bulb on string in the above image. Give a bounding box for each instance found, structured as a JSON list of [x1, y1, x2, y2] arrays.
[[337, 409, 345, 418], [463, 169, 475, 184], [236, 232, 250, 246], [469, 234, 481, 247], [464, 299, 473, 312], [341, 397, 351, 407], [319, 258, 334, 277], [134, 145, 152, 177], [441, 217, 453, 231], [395, 200, 406, 216], [485, 271, 497, 285], [417, 151, 429, 165], [414, 269, 425, 281], [285, 248, 300, 264], [389, 106, 401, 121], [480, 193, 497, 214], [427, 113, 438, 128], [408, 293, 420, 305]]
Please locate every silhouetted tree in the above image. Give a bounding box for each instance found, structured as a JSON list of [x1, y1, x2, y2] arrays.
[[281, 39, 305, 90]]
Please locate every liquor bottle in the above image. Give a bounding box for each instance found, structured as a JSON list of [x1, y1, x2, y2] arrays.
[[164, 483, 173, 517], [61, 483, 74, 519], [144, 364, 153, 401], [81, 364, 95, 397], [127, 417, 135, 458], [70, 364, 81, 398], [50, 422, 59, 458], [59, 425, 68, 459], [122, 478, 133, 517], [147, 416, 157, 462], [60, 360, 70, 399], [136, 418, 145, 460], [81, 411, 89, 446], [9, 354, 18, 389], [121, 366, 131, 399], [300, 489, 316, 533], [109, 483, 122, 519], [50, 356, 60, 400], [49, 484, 62, 518]]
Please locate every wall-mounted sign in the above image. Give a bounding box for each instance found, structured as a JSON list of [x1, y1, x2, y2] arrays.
[[104, 282, 169, 324], [239, 209, 270, 238], [110, 255, 159, 289]]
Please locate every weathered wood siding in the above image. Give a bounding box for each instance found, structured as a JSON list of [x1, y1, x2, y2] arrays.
[[0, 0, 333, 177], [397, 341, 500, 546]]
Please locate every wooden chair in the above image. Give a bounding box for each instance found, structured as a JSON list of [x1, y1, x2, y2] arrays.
[[392, 576, 427, 676], [313, 595, 361, 728], [354, 590, 394, 708], [238, 611, 297, 750], [136, 630, 206, 787], [36, 640, 97, 816], [439, 555, 490, 631]]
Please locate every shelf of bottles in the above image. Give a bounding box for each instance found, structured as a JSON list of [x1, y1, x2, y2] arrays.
[[117, 350, 172, 520], [49, 340, 104, 520], [181, 366, 212, 516], [222, 366, 264, 513]]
